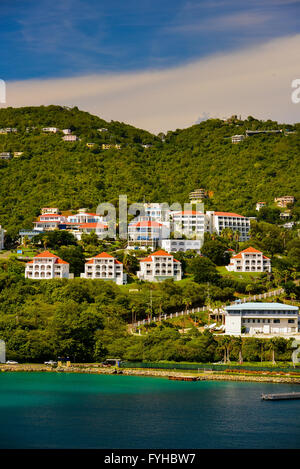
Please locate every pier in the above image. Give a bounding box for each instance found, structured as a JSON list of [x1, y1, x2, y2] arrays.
[[261, 392, 300, 401]]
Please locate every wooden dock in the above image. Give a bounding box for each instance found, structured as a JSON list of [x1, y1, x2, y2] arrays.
[[261, 392, 300, 401]]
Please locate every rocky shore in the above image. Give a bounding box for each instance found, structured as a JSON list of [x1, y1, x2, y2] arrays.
[[1, 363, 300, 384]]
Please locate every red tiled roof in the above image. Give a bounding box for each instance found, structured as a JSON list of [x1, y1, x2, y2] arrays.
[[130, 221, 163, 228], [140, 250, 180, 263], [173, 211, 204, 216], [79, 223, 108, 228], [86, 252, 123, 265], [30, 251, 69, 264], [35, 251, 58, 258], [240, 247, 262, 254], [214, 212, 245, 217]]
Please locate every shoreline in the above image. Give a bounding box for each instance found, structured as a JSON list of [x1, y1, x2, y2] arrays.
[[1, 364, 300, 384]]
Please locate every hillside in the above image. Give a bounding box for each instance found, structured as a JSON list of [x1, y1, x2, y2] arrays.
[[0, 106, 299, 237]]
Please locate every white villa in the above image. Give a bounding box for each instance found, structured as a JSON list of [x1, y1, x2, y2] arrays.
[[206, 211, 250, 241], [42, 127, 59, 133], [25, 251, 70, 279], [81, 252, 126, 285], [70, 222, 108, 240], [226, 247, 271, 272], [33, 214, 67, 231], [62, 135, 79, 142], [225, 302, 299, 336], [67, 211, 104, 224], [128, 220, 170, 247], [137, 249, 182, 282]]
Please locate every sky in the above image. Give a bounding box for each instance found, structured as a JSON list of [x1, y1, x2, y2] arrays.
[[1, 0, 300, 132]]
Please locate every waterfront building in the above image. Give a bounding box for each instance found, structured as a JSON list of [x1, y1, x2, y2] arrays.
[[225, 302, 299, 336], [81, 252, 126, 285], [226, 247, 271, 272], [137, 249, 182, 282], [206, 211, 250, 241], [25, 251, 70, 279], [160, 239, 202, 253]]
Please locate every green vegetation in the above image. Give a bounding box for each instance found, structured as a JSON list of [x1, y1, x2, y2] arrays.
[[0, 107, 299, 239]]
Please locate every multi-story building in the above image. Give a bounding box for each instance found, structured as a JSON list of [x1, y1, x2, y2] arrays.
[[160, 239, 202, 253], [231, 135, 245, 143], [33, 214, 67, 231], [226, 247, 271, 272], [206, 211, 250, 241], [67, 211, 104, 224], [189, 188, 207, 203], [128, 220, 170, 248], [102, 144, 121, 150], [62, 135, 79, 142], [25, 251, 69, 280], [171, 211, 208, 238], [225, 302, 299, 336], [137, 249, 182, 282], [72, 222, 108, 240], [274, 196, 295, 208], [41, 208, 60, 215], [143, 203, 170, 222], [81, 252, 126, 285], [0, 226, 4, 250]]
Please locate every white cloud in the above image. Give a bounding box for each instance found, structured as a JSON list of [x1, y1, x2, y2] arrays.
[[2, 34, 300, 133]]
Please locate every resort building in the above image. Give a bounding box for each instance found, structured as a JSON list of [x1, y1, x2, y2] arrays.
[[25, 251, 70, 280], [33, 214, 67, 231], [128, 220, 170, 248], [143, 203, 171, 222], [67, 211, 104, 224], [160, 239, 202, 253], [41, 208, 60, 215], [137, 249, 182, 282], [72, 222, 108, 240], [81, 252, 126, 285], [274, 196, 295, 208], [224, 302, 299, 336], [226, 247, 271, 273], [206, 211, 251, 241], [171, 211, 208, 238], [0, 226, 4, 250]]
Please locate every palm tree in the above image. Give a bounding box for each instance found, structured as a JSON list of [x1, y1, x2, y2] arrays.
[[234, 336, 243, 364]]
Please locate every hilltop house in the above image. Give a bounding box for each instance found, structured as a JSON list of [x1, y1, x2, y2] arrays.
[[62, 135, 79, 142], [226, 247, 271, 272], [42, 127, 59, 133], [25, 251, 69, 279], [274, 196, 295, 208], [81, 252, 126, 285], [137, 249, 182, 282]]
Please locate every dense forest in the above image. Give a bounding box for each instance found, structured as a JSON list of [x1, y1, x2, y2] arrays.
[[0, 105, 299, 237]]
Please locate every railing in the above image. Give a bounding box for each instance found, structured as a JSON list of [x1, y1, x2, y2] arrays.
[[130, 288, 284, 329]]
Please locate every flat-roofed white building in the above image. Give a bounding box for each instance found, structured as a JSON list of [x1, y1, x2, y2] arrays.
[[42, 127, 59, 133], [62, 129, 72, 135], [33, 214, 67, 231], [128, 220, 170, 244], [160, 239, 202, 253], [206, 211, 250, 241], [81, 252, 126, 284], [25, 251, 69, 279], [171, 211, 207, 238], [225, 302, 299, 336], [0, 226, 4, 250], [62, 135, 79, 142], [231, 135, 245, 143], [256, 202, 266, 211], [137, 249, 182, 282], [226, 247, 271, 272], [143, 203, 171, 222], [41, 208, 60, 215], [67, 212, 104, 224], [0, 152, 12, 160]]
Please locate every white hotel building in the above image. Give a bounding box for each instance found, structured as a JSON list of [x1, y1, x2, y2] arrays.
[[33, 214, 67, 231], [81, 252, 126, 285], [137, 249, 182, 282], [171, 211, 208, 238], [160, 239, 202, 253], [25, 251, 70, 279], [206, 211, 250, 241], [226, 247, 271, 273], [225, 302, 299, 336]]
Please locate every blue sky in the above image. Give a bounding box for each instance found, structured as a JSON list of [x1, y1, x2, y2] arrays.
[[1, 0, 300, 80]]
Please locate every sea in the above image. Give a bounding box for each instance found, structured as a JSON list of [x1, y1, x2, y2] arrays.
[[0, 372, 299, 449]]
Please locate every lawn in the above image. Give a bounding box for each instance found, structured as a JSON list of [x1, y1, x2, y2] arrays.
[[217, 266, 263, 281]]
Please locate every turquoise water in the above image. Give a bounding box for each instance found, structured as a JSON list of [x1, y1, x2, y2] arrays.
[[0, 372, 299, 449]]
